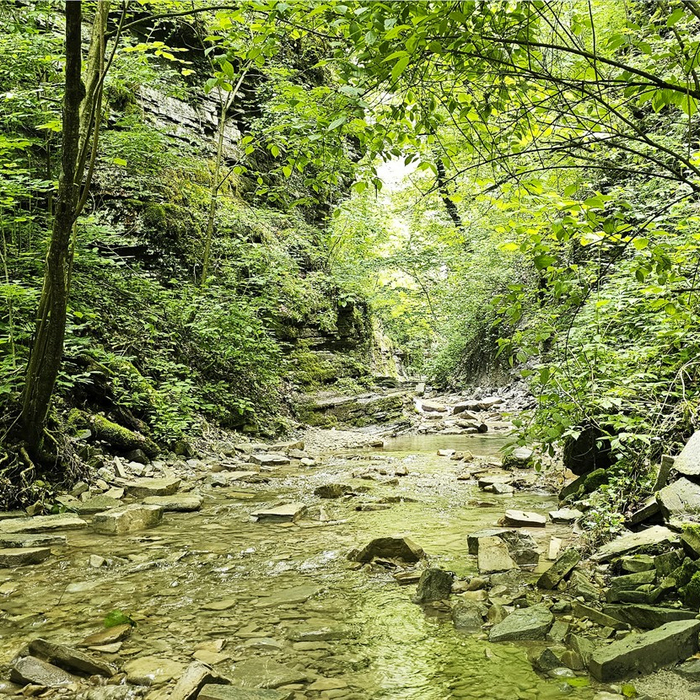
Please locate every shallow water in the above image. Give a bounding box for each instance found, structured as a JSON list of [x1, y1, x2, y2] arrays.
[[0, 435, 595, 699]]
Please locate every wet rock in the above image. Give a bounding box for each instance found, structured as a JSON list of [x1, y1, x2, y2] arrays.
[[503, 509, 546, 528], [351, 536, 425, 564], [314, 484, 352, 499], [0, 547, 51, 567], [620, 554, 655, 573], [249, 454, 291, 467], [270, 440, 304, 452], [592, 526, 679, 562], [142, 495, 203, 512], [537, 549, 580, 589], [285, 620, 352, 642], [123, 477, 180, 498], [421, 400, 447, 413], [452, 602, 484, 631], [483, 483, 514, 495], [251, 503, 306, 523], [488, 603, 553, 642], [529, 646, 568, 672], [549, 508, 583, 524], [602, 604, 698, 629], [93, 504, 163, 534], [393, 571, 421, 586], [11, 656, 79, 688], [307, 678, 347, 691], [413, 568, 454, 603], [502, 447, 534, 469], [229, 658, 308, 688], [547, 620, 570, 643], [89, 555, 106, 568], [0, 514, 87, 534], [477, 475, 512, 490], [589, 619, 700, 682], [477, 537, 516, 574], [123, 656, 185, 686], [79, 624, 132, 648], [0, 533, 66, 548], [672, 431, 700, 478], [199, 685, 293, 700], [28, 639, 116, 677]]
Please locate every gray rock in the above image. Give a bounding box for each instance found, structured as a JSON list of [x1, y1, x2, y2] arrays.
[[488, 603, 554, 642], [142, 495, 203, 512], [502, 447, 534, 469], [11, 656, 79, 687], [28, 638, 116, 677], [657, 477, 700, 519], [249, 454, 290, 467], [228, 658, 307, 688], [123, 477, 180, 498], [477, 536, 516, 573], [620, 554, 655, 573], [602, 604, 698, 629], [477, 475, 512, 490], [653, 454, 675, 491], [503, 509, 546, 528], [0, 547, 51, 567], [675, 658, 700, 680], [671, 431, 700, 478], [537, 549, 580, 589], [123, 656, 185, 686], [530, 646, 568, 672], [451, 602, 483, 632], [549, 508, 583, 523], [170, 662, 227, 700], [589, 619, 700, 681], [413, 568, 453, 603], [314, 484, 352, 499], [569, 570, 601, 602], [351, 536, 425, 563], [92, 504, 163, 534], [254, 584, 319, 608], [251, 503, 306, 522], [592, 526, 679, 562], [72, 496, 123, 515], [124, 449, 150, 464], [78, 624, 132, 647], [626, 497, 660, 526], [0, 514, 87, 534], [199, 685, 293, 700]]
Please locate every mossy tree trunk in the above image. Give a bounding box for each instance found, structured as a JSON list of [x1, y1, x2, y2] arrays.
[[21, 2, 110, 456]]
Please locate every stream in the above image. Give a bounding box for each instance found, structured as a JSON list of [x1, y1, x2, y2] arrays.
[[0, 433, 597, 700]]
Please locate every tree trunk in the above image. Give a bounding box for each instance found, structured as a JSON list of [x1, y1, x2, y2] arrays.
[[20, 2, 110, 455], [434, 155, 466, 237]]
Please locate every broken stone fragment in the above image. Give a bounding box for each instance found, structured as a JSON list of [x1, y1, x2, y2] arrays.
[[488, 603, 553, 642], [10, 656, 79, 688], [251, 503, 306, 522], [92, 504, 163, 534], [0, 547, 51, 567], [170, 662, 228, 700], [412, 567, 453, 603], [123, 477, 180, 498], [503, 509, 546, 528], [142, 495, 203, 512], [0, 514, 87, 535], [537, 549, 580, 589], [351, 536, 425, 564], [28, 638, 116, 677]]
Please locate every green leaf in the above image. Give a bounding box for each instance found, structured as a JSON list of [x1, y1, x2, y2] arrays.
[[282, 165, 292, 178], [104, 610, 136, 628], [391, 55, 411, 82], [112, 157, 128, 167], [534, 254, 556, 270], [667, 8, 685, 27]]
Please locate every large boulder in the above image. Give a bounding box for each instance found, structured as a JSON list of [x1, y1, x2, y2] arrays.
[[672, 431, 700, 478], [592, 526, 679, 562], [413, 568, 453, 603], [589, 619, 700, 682], [562, 425, 612, 476], [656, 477, 700, 520]]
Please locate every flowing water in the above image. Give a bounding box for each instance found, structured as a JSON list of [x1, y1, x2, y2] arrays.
[[0, 434, 597, 699]]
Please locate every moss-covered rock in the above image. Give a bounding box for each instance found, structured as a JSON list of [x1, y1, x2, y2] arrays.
[[681, 571, 700, 609], [89, 415, 159, 458]]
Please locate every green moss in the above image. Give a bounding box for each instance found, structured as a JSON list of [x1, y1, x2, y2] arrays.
[[681, 571, 700, 609], [90, 415, 159, 457], [668, 557, 700, 589]]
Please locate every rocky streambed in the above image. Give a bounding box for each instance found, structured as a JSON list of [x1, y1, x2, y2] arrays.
[[1, 396, 699, 700]]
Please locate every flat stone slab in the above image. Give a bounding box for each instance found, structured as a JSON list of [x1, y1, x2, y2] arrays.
[[602, 604, 699, 629], [572, 602, 629, 630], [11, 656, 79, 687], [123, 656, 185, 686], [78, 624, 132, 648], [143, 495, 203, 512], [489, 603, 553, 642], [503, 509, 546, 528], [0, 514, 87, 534], [72, 496, 123, 515], [672, 431, 700, 478], [249, 454, 290, 467], [592, 526, 679, 562], [228, 658, 307, 689], [477, 536, 516, 573], [589, 619, 700, 681], [467, 528, 510, 555], [93, 504, 163, 534], [28, 638, 116, 677], [0, 533, 66, 549], [477, 475, 513, 489], [656, 477, 700, 519], [251, 503, 306, 522], [0, 547, 51, 567], [549, 508, 583, 523], [199, 685, 293, 700], [123, 477, 180, 498]]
